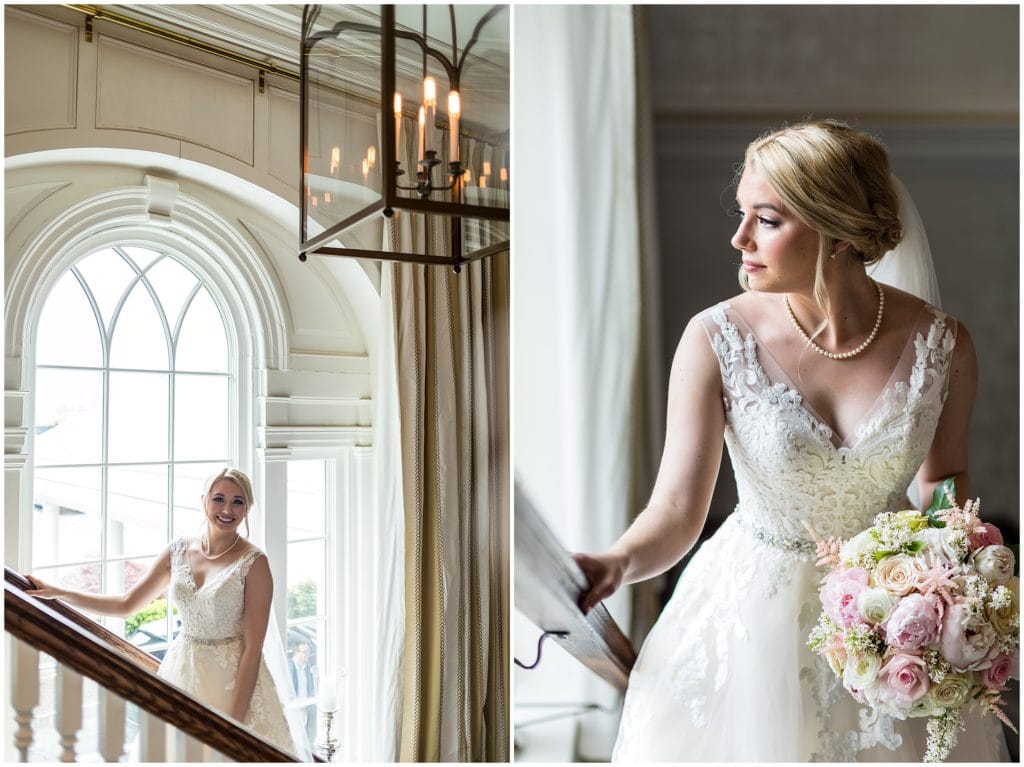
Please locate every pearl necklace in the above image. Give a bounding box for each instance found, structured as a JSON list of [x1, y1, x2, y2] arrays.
[[200, 533, 241, 560], [784, 280, 885, 360]]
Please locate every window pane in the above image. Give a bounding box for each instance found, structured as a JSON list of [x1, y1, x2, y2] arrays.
[[32, 562, 103, 594], [288, 460, 327, 539], [120, 247, 162, 271], [74, 248, 138, 336], [174, 375, 229, 461], [173, 462, 228, 540], [108, 372, 169, 463], [176, 287, 228, 373], [35, 270, 103, 367], [108, 465, 168, 558], [109, 281, 170, 371], [287, 540, 326, 620], [287, 618, 326, 693], [146, 256, 200, 335], [34, 369, 102, 466], [32, 467, 102, 567]]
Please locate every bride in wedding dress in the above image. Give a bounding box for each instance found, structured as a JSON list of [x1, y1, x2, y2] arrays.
[[28, 467, 305, 758], [574, 120, 1012, 761]]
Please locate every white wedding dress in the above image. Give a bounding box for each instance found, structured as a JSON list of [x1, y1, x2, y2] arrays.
[[612, 302, 1011, 762], [157, 537, 298, 756]]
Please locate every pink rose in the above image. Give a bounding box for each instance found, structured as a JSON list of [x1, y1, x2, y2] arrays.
[[940, 601, 997, 672], [981, 653, 1015, 689], [968, 522, 1004, 551], [822, 567, 870, 627], [884, 593, 940, 651], [877, 653, 930, 709]]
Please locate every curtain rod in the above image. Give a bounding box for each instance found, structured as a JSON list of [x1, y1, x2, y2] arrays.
[[64, 4, 301, 82]]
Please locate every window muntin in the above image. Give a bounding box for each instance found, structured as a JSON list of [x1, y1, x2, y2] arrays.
[[31, 245, 233, 647]]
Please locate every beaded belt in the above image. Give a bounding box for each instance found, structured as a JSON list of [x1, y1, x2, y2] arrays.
[[180, 633, 242, 646], [738, 511, 815, 555]]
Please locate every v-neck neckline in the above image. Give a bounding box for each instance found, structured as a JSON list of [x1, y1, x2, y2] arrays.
[[184, 539, 247, 592], [728, 303, 928, 451]]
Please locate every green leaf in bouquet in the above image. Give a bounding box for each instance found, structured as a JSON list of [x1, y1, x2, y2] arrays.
[[906, 539, 927, 554], [926, 477, 956, 528]]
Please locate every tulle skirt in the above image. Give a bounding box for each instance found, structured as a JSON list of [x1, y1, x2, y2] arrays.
[[158, 634, 298, 757], [612, 514, 1011, 762]]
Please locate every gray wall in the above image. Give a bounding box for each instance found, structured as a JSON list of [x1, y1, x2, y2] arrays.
[[641, 5, 1019, 534]]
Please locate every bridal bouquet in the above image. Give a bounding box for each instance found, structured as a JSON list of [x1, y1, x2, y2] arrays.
[[807, 479, 1019, 762]]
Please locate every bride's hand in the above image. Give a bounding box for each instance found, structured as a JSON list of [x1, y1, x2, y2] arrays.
[[24, 574, 64, 599], [572, 551, 628, 616]]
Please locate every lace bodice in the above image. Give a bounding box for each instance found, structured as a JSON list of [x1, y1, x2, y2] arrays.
[[168, 537, 264, 641], [700, 302, 956, 546]]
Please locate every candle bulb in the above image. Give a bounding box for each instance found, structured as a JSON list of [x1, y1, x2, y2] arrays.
[[367, 146, 377, 167], [500, 167, 508, 183], [330, 146, 340, 175], [393, 92, 403, 161], [418, 106, 426, 162], [319, 676, 337, 712], [448, 90, 461, 162], [423, 76, 436, 154], [362, 157, 369, 185], [483, 160, 492, 176]]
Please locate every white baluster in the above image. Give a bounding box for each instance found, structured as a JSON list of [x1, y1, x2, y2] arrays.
[[138, 710, 167, 762], [10, 636, 40, 762], [180, 732, 204, 762], [97, 687, 127, 762], [55, 664, 83, 762]]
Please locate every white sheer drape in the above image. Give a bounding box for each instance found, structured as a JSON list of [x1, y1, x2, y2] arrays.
[[514, 4, 642, 760]]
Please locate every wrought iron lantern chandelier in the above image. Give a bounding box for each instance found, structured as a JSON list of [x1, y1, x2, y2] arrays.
[[299, 4, 509, 271]]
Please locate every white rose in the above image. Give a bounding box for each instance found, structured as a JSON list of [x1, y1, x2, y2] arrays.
[[971, 545, 1015, 585], [872, 554, 923, 596], [843, 652, 883, 693], [857, 587, 896, 625], [986, 576, 1019, 636], [912, 527, 963, 566], [841, 529, 877, 564]]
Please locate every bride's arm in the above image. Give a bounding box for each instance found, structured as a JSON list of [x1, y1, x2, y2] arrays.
[[917, 321, 977, 505], [25, 547, 172, 618], [575, 316, 725, 614], [231, 553, 273, 723]]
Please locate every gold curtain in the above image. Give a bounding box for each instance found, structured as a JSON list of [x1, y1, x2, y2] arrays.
[[385, 119, 509, 762]]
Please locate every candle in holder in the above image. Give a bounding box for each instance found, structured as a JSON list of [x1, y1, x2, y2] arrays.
[[319, 676, 338, 712], [448, 90, 461, 162], [393, 92, 402, 160], [417, 106, 425, 162], [423, 76, 436, 154]]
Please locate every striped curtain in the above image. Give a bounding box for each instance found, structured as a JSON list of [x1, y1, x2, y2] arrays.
[[382, 118, 509, 762]]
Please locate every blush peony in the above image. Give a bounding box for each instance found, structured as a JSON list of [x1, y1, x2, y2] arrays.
[[883, 593, 940, 650]]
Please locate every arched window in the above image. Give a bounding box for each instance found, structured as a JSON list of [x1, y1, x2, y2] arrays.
[[31, 244, 234, 648]]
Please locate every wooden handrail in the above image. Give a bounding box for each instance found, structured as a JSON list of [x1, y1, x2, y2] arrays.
[[514, 484, 636, 691], [4, 570, 306, 762], [5, 568, 160, 674]]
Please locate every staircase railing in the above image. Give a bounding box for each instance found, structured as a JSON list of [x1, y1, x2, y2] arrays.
[[5, 566, 311, 762]]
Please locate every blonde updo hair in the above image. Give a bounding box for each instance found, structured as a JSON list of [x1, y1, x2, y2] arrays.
[[202, 466, 254, 509], [739, 119, 903, 324]]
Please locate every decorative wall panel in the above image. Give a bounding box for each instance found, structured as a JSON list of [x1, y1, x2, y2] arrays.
[[96, 36, 254, 163]]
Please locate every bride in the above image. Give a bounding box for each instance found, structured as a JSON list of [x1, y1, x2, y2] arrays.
[[574, 120, 1011, 761], [27, 467, 304, 758]]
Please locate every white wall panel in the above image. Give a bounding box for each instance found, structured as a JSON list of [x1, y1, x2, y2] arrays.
[[96, 36, 254, 163], [4, 9, 78, 133], [267, 86, 299, 189]]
